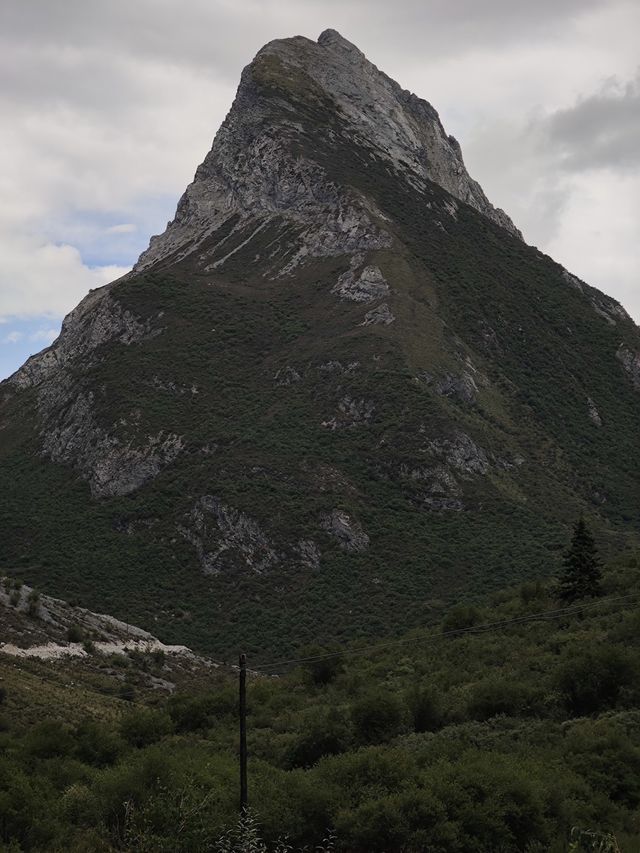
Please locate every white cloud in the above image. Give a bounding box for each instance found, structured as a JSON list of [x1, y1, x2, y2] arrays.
[[0, 236, 129, 321], [3, 331, 23, 344], [544, 171, 640, 320], [106, 223, 137, 234], [30, 327, 59, 344], [0, 0, 637, 326]]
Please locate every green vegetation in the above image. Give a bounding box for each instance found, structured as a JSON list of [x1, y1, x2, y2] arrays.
[[0, 59, 639, 663], [1, 552, 639, 851], [560, 518, 603, 602]]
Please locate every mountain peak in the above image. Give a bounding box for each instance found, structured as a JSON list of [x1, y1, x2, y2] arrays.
[[1, 29, 639, 664], [317, 28, 363, 55], [134, 29, 521, 272]]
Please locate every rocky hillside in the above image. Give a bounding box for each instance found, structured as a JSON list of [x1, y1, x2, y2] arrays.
[[1, 30, 639, 660]]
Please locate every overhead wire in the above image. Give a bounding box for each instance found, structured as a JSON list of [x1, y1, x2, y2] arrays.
[[254, 591, 639, 673]]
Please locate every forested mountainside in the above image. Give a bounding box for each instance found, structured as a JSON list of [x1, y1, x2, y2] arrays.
[[1, 30, 639, 659]]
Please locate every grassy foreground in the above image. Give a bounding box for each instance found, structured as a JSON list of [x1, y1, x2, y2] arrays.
[[1, 551, 639, 852]]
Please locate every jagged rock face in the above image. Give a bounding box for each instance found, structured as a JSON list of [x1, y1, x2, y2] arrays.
[[5, 284, 177, 497], [10, 286, 151, 390], [320, 509, 369, 553], [332, 262, 390, 303], [1, 29, 639, 659], [179, 496, 279, 575], [616, 344, 640, 390], [135, 29, 519, 276]]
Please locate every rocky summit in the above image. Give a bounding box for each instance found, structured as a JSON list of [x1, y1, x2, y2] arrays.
[[1, 31, 639, 659]]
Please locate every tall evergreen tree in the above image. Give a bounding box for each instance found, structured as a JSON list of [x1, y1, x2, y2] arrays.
[[559, 517, 603, 602]]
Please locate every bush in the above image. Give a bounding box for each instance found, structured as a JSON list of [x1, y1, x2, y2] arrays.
[[466, 677, 534, 721], [519, 580, 546, 604], [167, 694, 217, 733], [74, 721, 123, 767], [564, 720, 640, 809], [406, 686, 443, 732], [0, 686, 6, 705], [351, 692, 405, 744], [119, 683, 136, 702], [119, 708, 173, 748], [442, 605, 481, 633], [96, 748, 174, 841], [426, 753, 551, 850], [335, 788, 449, 852], [556, 645, 640, 716], [22, 720, 75, 759], [287, 708, 352, 768], [26, 589, 40, 617], [301, 644, 344, 685], [67, 624, 84, 643]]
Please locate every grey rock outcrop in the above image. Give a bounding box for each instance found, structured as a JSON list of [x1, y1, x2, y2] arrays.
[[400, 463, 464, 511], [180, 496, 279, 575], [134, 29, 521, 278], [429, 371, 479, 405], [296, 539, 321, 570], [6, 284, 176, 497], [361, 303, 395, 326], [320, 509, 369, 552], [9, 285, 149, 390], [616, 344, 640, 390], [561, 268, 632, 327], [322, 395, 375, 430], [332, 263, 390, 303], [40, 378, 183, 498], [274, 366, 302, 386], [587, 397, 603, 427], [427, 431, 490, 476]]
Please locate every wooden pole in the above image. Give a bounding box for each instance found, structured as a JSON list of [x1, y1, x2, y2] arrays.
[[239, 653, 248, 815]]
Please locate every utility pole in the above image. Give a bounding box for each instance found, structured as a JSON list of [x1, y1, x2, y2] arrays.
[[239, 652, 248, 815]]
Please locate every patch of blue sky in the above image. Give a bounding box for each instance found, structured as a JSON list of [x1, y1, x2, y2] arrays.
[[40, 193, 178, 268], [0, 316, 62, 381], [0, 195, 177, 381]]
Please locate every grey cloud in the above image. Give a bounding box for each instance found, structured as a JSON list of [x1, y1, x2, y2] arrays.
[[545, 71, 640, 171], [0, 0, 611, 78], [335, 0, 608, 57], [0, 0, 638, 329], [0, 0, 620, 126], [0, 0, 617, 135]]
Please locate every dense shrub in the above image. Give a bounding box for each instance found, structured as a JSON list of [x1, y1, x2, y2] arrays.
[[1, 558, 640, 850], [66, 624, 84, 643], [301, 644, 344, 685], [22, 720, 75, 759], [287, 708, 352, 768], [465, 677, 535, 721], [74, 721, 123, 767], [407, 686, 443, 732], [442, 606, 481, 633], [351, 692, 405, 744], [119, 708, 173, 748], [165, 689, 235, 733], [556, 646, 639, 715]]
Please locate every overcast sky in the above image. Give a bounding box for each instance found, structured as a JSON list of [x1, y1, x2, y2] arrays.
[[1, 0, 638, 379]]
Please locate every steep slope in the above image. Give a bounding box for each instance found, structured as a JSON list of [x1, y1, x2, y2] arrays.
[[1, 30, 639, 660]]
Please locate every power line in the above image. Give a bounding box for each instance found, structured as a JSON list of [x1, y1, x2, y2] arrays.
[[255, 592, 639, 673]]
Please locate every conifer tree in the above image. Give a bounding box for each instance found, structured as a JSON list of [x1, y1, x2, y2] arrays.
[[559, 517, 603, 602]]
